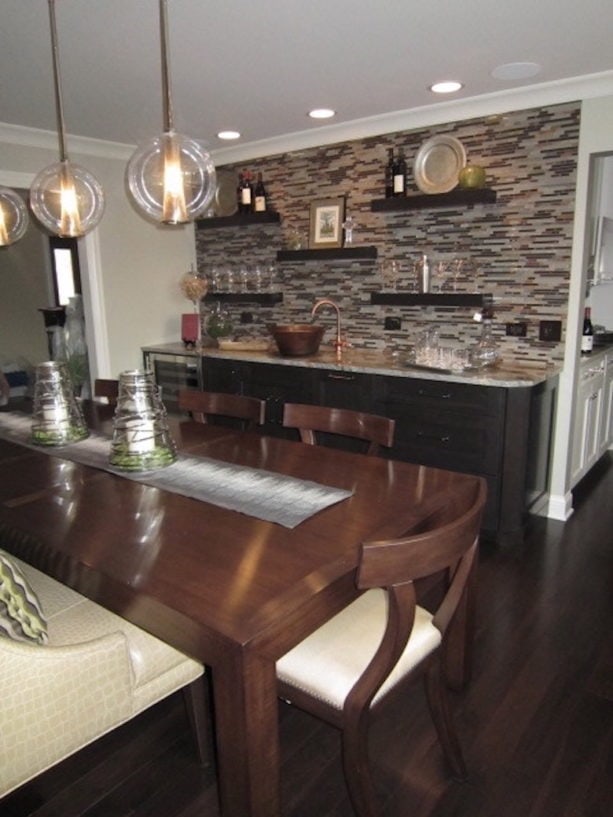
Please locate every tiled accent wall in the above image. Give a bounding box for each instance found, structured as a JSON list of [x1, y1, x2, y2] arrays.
[[195, 102, 580, 364]]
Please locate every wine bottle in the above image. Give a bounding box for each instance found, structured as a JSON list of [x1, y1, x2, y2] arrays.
[[393, 148, 406, 196], [581, 306, 594, 354], [254, 172, 267, 212], [385, 148, 394, 198], [239, 170, 253, 213]]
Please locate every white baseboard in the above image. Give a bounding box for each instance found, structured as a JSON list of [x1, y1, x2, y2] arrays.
[[546, 492, 574, 521]]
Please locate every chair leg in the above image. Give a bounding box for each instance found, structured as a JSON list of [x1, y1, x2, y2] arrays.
[[341, 715, 380, 817], [182, 675, 214, 768], [424, 661, 467, 781]]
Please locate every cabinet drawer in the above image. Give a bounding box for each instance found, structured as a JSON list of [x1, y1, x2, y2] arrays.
[[377, 375, 504, 414], [376, 376, 505, 474]]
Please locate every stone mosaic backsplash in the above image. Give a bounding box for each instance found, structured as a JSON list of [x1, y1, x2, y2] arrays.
[[195, 102, 580, 365]]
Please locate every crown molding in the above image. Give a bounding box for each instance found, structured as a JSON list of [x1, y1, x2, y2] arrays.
[[2, 71, 613, 167]]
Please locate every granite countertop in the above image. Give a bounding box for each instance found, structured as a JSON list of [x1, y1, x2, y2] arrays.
[[143, 342, 561, 388]]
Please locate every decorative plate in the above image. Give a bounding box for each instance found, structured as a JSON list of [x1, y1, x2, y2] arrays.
[[413, 135, 466, 194], [214, 169, 238, 216]]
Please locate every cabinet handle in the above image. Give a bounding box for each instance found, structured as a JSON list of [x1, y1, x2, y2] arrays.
[[417, 388, 452, 399], [417, 431, 451, 443], [327, 373, 356, 381]]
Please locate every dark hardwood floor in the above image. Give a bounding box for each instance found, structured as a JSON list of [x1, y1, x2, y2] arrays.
[[4, 456, 613, 817]]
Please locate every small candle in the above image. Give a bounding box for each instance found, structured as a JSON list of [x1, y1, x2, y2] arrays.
[[126, 419, 156, 454]]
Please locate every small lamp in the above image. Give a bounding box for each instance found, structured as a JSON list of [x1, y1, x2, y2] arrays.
[[29, 0, 105, 238], [126, 0, 216, 224], [0, 187, 29, 247]]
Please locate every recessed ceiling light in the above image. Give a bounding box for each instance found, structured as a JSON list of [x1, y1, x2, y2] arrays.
[[429, 80, 463, 94], [217, 130, 241, 140], [308, 108, 336, 119], [491, 62, 542, 81]]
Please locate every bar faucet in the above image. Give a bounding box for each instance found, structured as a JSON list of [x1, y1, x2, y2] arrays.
[[312, 298, 343, 360]]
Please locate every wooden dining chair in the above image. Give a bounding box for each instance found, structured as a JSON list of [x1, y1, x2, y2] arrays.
[[94, 378, 119, 405], [276, 478, 487, 817], [282, 402, 395, 456], [178, 388, 266, 431]]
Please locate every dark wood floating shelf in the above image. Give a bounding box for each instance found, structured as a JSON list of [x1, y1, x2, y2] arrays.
[[203, 292, 283, 305], [370, 292, 491, 307], [196, 211, 281, 229], [370, 188, 497, 212], [277, 246, 378, 261]]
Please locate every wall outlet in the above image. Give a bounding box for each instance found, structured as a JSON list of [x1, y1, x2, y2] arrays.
[[506, 322, 528, 337], [539, 320, 562, 342], [384, 316, 401, 331]]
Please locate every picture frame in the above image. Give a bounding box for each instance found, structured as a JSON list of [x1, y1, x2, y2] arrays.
[[309, 197, 345, 249]]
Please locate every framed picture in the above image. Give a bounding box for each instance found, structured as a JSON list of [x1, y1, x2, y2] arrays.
[[309, 197, 345, 249]]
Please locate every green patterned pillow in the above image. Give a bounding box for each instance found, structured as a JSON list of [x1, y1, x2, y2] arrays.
[[0, 551, 48, 645]]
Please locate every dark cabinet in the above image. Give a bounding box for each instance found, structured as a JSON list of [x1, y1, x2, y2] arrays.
[[200, 355, 556, 542]]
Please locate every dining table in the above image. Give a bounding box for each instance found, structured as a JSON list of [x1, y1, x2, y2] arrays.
[[0, 400, 483, 817]]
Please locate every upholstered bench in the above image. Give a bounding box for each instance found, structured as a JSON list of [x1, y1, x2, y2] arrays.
[[0, 552, 209, 797]]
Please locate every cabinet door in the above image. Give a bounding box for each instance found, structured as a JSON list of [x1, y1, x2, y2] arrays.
[[242, 362, 316, 437], [202, 356, 245, 394], [601, 354, 613, 450], [572, 366, 605, 483]]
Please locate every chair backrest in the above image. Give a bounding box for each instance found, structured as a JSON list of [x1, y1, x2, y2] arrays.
[[94, 378, 119, 405], [282, 402, 395, 456], [348, 478, 487, 711], [178, 388, 266, 430]]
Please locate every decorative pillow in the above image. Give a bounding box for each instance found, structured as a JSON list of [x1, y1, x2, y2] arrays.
[[0, 551, 48, 644]]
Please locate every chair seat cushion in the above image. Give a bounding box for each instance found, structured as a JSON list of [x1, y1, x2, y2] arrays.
[[277, 588, 441, 710], [0, 550, 48, 644]]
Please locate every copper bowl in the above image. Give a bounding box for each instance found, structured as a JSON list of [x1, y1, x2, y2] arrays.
[[269, 324, 325, 356]]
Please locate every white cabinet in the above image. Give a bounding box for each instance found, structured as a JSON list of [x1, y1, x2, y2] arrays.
[[571, 354, 606, 485], [602, 351, 613, 452]]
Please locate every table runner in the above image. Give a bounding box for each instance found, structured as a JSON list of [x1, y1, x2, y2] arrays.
[[0, 413, 352, 529]]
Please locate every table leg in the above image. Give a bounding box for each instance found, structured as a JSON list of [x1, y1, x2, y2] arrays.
[[212, 650, 281, 817]]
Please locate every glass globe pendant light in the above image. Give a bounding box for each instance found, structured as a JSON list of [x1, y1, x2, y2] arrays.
[[29, 0, 105, 238], [126, 0, 216, 224], [0, 187, 29, 246]]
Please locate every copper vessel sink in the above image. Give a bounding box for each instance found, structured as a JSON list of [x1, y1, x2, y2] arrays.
[[269, 324, 325, 356]]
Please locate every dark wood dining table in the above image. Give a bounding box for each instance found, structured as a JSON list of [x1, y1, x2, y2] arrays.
[[0, 402, 482, 817]]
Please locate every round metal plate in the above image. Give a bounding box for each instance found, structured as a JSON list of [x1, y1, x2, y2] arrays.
[[413, 135, 466, 194]]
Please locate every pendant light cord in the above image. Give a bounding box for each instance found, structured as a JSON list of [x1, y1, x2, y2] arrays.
[[159, 0, 174, 133], [47, 0, 68, 162]]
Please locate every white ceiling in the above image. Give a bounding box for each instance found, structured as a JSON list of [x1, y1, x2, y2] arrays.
[[2, 0, 613, 163]]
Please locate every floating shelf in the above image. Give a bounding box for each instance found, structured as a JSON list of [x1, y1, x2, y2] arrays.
[[196, 211, 281, 229], [370, 189, 497, 212], [203, 292, 283, 305], [370, 292, 491, 307], [277, 246, 377, 261]]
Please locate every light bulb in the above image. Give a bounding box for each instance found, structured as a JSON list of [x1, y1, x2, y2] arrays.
[[0, 187, 29, 246], [126, 131, 216, 224], [30, 159, 105, 237]]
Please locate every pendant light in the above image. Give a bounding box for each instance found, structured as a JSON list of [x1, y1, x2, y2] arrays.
[[29, 0, 105, 238], [0, 187, 29, 246], [126, 0, 216, 224]]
